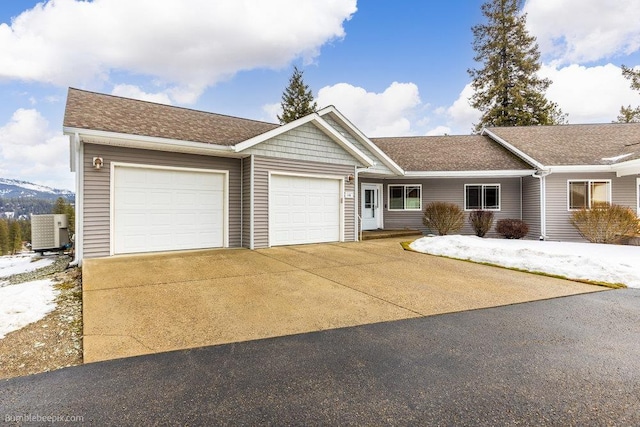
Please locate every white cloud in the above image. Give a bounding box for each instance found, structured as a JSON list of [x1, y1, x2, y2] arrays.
[[111, 84, 172, 105], [0, 109, 73, 190], [541, 63, 640, 123], [0, 0, 357, 103], [425, 126, 452, 136], [524, 0, 640, 64], [437, 63, 640, 132], [261, 102, 281, 123], [317, 82, 421, 136], [446, 83, 481, 133], [432, 83, 480, 135]]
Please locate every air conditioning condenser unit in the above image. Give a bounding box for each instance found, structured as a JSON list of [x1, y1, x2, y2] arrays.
[[31, 214, 71, 254]]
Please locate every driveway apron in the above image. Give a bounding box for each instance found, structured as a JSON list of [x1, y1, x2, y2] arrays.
[[82, 238, 602, 362]]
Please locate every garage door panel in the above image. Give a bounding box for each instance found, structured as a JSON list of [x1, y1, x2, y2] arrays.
[[114, 166, 225, 255], [270, 175, 340, 246]]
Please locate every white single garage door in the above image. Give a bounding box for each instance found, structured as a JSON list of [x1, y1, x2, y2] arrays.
[[113, 166, 226, 254], [270, 174, 341, 246]]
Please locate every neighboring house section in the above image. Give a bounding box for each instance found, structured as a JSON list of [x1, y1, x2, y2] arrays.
[[63, 88, 640, 264], [363, 135, 536, 237], [486, 124, 640, 240]]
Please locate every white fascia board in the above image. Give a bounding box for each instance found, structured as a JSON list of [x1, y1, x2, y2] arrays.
[[547, 165, 614, 174], [317, 106, 405, 175], [69, 134, 76, 172], [612, 158, 640, 177], [403, 169, 535, 178], [543, 161, 640, 176], [63, 127, 236, 156], [233, 115, 315, 152], [481, 128, 546, 170]]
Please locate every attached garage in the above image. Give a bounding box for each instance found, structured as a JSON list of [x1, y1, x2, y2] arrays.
[[112, 164, 227, 255], [269, 174, 342, 246]]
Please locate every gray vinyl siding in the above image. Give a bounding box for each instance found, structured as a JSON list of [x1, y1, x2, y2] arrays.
[[364, 178, 523, 238], [322, 116, 395, 176], [544, 172, 638, 241], [82, 143, 242, 259], [244, 122, 362, 167], [521, 175, 541, 239], [252, 156, 356, 248], [241, 156, 252, 248]]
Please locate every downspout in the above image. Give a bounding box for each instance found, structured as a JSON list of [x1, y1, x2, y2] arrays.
[[249, 154, 255, 250], [531, 169, 551, 240], [240, 157, 243, 248], [70, 133, 83, 266]]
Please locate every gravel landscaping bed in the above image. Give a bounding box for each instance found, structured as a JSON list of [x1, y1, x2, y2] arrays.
[[0, 255, 83, 380]]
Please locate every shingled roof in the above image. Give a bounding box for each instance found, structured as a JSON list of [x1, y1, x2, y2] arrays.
[[371, 135, 534, 172], [487, 123, 640, 166], [63, 88, 279, 146]]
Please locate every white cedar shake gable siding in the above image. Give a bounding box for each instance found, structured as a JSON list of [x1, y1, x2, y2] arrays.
[[321, 116, 395, 176], [544, 172, 637, 242], [243, 122, 364, 167], [82, 143, 242, 259]]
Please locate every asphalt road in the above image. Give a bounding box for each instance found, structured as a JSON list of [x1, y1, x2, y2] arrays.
[[1, 289, 639, 426]]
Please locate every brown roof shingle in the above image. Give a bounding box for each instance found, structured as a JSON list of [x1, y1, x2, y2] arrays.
[[487, 123, 640, 166], [63, 88, 279, 146], [371, 135, 533, 171]]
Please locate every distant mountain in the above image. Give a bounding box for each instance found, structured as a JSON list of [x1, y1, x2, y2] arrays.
[[0, 178, 74, 201]]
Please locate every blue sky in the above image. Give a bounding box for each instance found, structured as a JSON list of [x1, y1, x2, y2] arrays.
[[0, 0, 639, 191]]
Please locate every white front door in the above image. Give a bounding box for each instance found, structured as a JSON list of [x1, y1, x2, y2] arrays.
[[361, 183, 382, 230]]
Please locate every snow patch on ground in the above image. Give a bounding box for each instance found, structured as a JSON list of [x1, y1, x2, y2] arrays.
[[0, 279, 58, 339], [0, 254, 55, 279], [410, 235, 640, 288]]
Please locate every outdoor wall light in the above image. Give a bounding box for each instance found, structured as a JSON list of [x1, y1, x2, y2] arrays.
[[93, 157, 104, 170], [346, 174, 354, 182]]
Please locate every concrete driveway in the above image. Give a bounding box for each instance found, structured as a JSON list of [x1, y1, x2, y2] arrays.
[[82, 238, 601, 362]]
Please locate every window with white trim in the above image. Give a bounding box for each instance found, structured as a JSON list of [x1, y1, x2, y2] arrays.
[[568, 180, 611, 210], [464, 184, 500, 211], [388, 184, 422, 211]]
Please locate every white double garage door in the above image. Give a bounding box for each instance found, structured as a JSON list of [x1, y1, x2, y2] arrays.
[[112, 165, 342, 254]]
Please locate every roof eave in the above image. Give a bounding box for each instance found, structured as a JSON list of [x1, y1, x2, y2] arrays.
[[403, 169, 536, 178], [63, 126, 237, 157], [547, 165, 614, 173], [611, 157, 640, 177]]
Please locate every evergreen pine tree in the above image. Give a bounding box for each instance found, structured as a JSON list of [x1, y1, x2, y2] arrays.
[[615, 106, 640, 123], [0, 219, 9, 255], [277, 66, 317, 124], [614, 65, 640, 123], [9, 221, 22, 255], [52, 197, 75, 234], [468, 0, 566, 131]]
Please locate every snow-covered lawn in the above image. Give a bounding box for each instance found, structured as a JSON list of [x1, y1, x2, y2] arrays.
[[0, 254, 55, 279], [0, 253, 58, 339], [410, 235, 640, 288], [0, 279, 58, 339]]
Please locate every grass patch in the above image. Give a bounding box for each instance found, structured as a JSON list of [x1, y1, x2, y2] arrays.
[[399, 241, 417, 252], [468, 259, 626, 289], [55, 281, 77, 291]]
